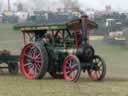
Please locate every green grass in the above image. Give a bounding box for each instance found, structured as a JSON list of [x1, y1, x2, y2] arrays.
[[0, 74, 128, 96], [0, 23, 22, 54], [91, 40, 128, 77], [0, 23, 128, 96]]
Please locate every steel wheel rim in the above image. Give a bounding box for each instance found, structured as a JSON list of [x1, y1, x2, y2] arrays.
[[63, 55, 80, 81], [88, 56, 104, 81], [21, 44, 42, 79]]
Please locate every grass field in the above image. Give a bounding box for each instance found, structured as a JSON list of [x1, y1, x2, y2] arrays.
[[0, 23, 128, 96]]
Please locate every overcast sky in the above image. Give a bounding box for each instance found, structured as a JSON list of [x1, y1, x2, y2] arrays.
[[79, 0, 128, 11], [0, 0, 128, 12]]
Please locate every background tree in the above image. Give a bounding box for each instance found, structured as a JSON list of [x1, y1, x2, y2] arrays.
[[17, 2, 24, 11]]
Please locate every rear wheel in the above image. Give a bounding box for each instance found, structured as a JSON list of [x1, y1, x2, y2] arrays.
[[20, 43, 48, 79], [87, 55, 106, 81], [63, 55, 81, 82]]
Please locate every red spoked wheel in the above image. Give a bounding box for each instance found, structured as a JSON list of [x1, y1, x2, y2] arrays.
[[20, 43, 48, 79], [63, 55, 81, 82], [88, 55, 106, 81]]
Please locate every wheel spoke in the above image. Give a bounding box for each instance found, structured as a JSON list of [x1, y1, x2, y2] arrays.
[[68, 67, 74, 77], [71, 64, 78, 69], [24, 54, 33, 59], [97, 62, 102, 66], [36, 63, 41, 70], [69, 60, 72, 67], [96, 58, 100, 63], [34, 68, 38, 75], [95, 71, 99, 79], [66, 70, 71, 75], [30, 49, 35, 57], [72, 70, 77, 78], [66, 66, 70, 70], [35, 53, 41, 59], [97, 70, 101, 76], [24, 63, 33, 67], [33, 64, 39, 75], [28, 65, 34, 74], [31, 47, 37, 57], [65, 60, 69, 64], [34, 64, 40, 72], [35, 60, 41, 63], [99, 69, 103, 74], [93, 59, 96, 63], [99, 66, 103, 70]]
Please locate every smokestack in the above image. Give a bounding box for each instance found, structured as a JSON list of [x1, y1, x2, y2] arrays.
[[8, 0, 11, 11]]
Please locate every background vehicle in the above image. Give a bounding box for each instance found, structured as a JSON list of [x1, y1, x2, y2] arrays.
[[0, 50, 19, 74]]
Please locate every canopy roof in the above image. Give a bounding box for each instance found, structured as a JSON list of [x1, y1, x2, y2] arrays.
[[14, 17, 98, 32]]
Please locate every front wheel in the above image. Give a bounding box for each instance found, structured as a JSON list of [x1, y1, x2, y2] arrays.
[[20, 43, 48, 79], [87, 55, 106, 81], [63, 55, 81, 82]]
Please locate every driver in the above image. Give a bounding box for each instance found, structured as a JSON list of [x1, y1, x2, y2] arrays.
[[43, 33, 53, 44]]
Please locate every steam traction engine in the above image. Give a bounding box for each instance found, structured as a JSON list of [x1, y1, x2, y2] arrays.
[[15, 16, 106, 82]]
